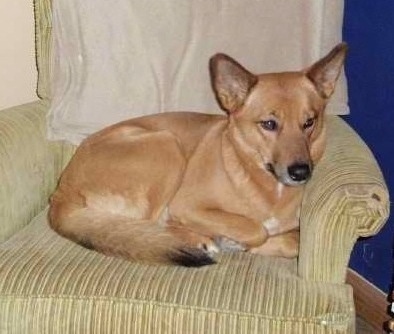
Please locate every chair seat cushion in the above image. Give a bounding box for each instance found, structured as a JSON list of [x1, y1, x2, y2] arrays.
[[0, 209, 355, 333]]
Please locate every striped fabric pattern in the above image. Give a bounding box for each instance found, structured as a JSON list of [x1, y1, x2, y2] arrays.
[[299, 116, 390, 283], [0, 209, 355, 333], [0, 100, 389, 334], [0, 101, 74, 242]]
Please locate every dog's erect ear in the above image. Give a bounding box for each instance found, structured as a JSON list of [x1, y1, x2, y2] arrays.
[[209, 54, 258, 113], [305, 42, 348, 99]]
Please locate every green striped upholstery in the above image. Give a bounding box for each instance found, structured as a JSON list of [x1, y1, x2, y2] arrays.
[[0, 101, 74, 242], [299, 116, 390, 283], [0, 101, 389, 334], [0, 209, 355, 333]]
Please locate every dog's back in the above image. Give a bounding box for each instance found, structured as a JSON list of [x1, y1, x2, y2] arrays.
[[49, 111, 227, 266]]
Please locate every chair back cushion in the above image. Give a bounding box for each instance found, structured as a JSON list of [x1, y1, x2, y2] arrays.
[[37, 0, 349, 144]]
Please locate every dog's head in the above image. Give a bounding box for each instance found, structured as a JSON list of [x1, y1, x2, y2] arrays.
[[210, 43, 348, 186]]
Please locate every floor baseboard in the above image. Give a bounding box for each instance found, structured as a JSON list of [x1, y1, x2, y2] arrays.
[[346, 268, 390, 331]]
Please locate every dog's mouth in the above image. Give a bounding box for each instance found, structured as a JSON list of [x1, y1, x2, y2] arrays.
[[265, 163, 276, 176], [265, 162, 312, 187]]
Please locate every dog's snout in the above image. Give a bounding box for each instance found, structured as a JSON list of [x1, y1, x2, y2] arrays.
[[287, 163, 311, 182]]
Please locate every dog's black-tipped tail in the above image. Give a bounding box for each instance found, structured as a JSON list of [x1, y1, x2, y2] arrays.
[[48, 207, 217, 268], [168, 247, 216, 267]]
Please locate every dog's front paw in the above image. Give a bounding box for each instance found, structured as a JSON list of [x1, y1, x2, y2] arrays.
[[214, 236, 246, 252], [199, 241, 220, 255]]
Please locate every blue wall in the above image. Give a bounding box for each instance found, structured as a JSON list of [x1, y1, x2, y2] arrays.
[[343, 1, 394, 293]]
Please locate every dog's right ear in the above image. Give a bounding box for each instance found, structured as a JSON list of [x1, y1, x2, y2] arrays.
[[209, 54, 258, 114]]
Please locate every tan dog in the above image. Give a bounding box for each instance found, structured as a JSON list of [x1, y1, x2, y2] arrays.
[[49, 43, 348, 267]]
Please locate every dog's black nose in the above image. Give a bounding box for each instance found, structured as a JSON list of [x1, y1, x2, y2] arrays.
[[288, 163, 311, 182]]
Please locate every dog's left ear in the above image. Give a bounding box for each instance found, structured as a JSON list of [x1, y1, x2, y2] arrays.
[[305, 42, 348, 99], [209, 54, 258, 114]]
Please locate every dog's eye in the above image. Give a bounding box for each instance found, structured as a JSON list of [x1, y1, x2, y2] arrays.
[[259, 120, 278, 131], [303, 117, 315, 130]]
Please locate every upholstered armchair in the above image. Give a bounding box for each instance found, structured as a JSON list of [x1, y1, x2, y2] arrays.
[[0, 0, 389, 333]]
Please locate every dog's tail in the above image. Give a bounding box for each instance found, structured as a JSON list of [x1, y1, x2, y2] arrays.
[[48, 208, 215, 267]]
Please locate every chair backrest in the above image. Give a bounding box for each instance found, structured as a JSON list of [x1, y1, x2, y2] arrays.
[[38, 0, 348, 134], [34, 0, 52, 100]]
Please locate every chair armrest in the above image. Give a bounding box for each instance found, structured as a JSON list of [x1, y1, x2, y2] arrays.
[[297, 115, 390, 283], [0, 101, 74, 242]]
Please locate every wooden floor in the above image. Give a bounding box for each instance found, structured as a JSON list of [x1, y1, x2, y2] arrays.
[[357, 316, 386, 333]]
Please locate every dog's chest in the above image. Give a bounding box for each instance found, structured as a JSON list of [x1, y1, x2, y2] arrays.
[[171, 127, 300, 223]]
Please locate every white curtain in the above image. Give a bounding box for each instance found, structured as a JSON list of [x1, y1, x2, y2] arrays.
[[49, 0, 347, 144]]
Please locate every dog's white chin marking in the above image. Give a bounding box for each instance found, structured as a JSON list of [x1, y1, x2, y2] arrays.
[[279, 174, 308, 187]]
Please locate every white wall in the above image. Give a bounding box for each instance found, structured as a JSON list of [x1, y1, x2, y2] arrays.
[[0, 1, 38, 110]]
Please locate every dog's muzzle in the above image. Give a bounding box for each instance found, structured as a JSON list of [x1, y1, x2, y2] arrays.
[[265, 162, 312, 186]]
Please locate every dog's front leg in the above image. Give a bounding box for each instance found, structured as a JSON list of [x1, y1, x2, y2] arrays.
[[248, 213, 300, 257], [249, 230, 299, 258], [175, 208, 269, 251], [261, 215, 299, 237]]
